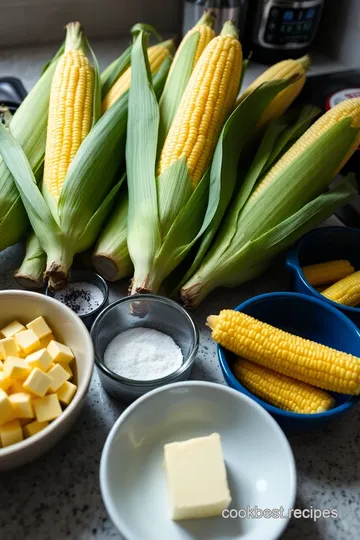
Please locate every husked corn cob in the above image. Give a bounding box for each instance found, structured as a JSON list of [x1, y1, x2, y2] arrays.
[[237, 55, 310, 128], [302, 259, 354, 286], [233, 358, 335, 414], [43, 22, 94, 202], [322, 270, 360, 307], [102, 40, 173, 113], [245, 98, 360, 210], [207, 310, 360, 394], [158, 20, 242, 187]]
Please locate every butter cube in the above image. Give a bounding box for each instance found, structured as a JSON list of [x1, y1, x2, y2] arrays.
[[39, 333, 55, 349], [47, 364, 70, 392], [57, 381, 77, 405], [15, 330, 41, 355], [23, 368, 52, 398], [0, 337, 18, 359], [23, 420, 49, 438], [0, 360, 3, 370], [0, 419, 23, 447], [0, 389, 15, 425], [9, 393, 34, 419], [164, 433, 231, 520], [33, 394, 62, 423], [0, 373, 11, 392], [26, 348, 53, 372], [26, 316, 52, 340], [19, 418, 33, 426], [59, 362, 73, 379], [0, 320, 26, 339], [3, 357, 31, 380], [0, 351, 3, 361], [47, 341, 74, 363], [10, 380, 26, 394]]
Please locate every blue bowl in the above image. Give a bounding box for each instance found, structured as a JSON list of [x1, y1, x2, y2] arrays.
[[218, 292, 360, 434], [286, 226, 360, 327]]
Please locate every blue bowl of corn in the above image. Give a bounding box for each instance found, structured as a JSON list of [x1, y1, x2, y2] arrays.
[[216, 292, 360, 433], [286, 226, 360, 327]]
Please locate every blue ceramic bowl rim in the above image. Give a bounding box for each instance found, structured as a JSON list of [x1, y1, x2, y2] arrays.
[[217, 291, 360, 420], [286, 226, 360, 314]]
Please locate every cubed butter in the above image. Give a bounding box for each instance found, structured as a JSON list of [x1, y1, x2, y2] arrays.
[[59, 362, 72, 378], [47, 364, 70, 392], [23, 420, 49, 438], [0, 337, 18, 359], [9, 393, 34, 419], [164, 433, 231, 520], [47, 341, 74, 363], [26, 316, 52, 340], [3, 357, 31, 380], [23, 368, 52, 398], [33, 394, 62, 423], [10, 380, 26, 394], [0, 419, 23, 447], [0, 359, 3, 370], [15, 330, 41, 355], [56, 381, 77, 405], [0, 373, 11, 392], [0, 320, 25, 339], [0, 389, 15, 426], [39, 334, 55, 349], [26, 348, 53, 372]]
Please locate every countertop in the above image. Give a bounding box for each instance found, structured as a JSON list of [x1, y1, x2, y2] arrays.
[[0, 40, 359, 540]]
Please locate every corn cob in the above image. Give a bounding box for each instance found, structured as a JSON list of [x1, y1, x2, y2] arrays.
[[43, 22, 94, 203], [322, 270, 360, 307], [207, 310, 360, 394], [181, 99, 360, 307], [102, 40, 173, 113], [302, 259, 354, 286], [158, 21, 242, 188], [158, 11, 215, 146], [236, 56, 310, 129], [233, 358, 335, 414]]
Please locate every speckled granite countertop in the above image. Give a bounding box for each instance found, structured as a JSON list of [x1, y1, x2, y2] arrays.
[[0, 42, 358, 540]]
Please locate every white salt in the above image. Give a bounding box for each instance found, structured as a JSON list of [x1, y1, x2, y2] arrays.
[[54, 281, 104, 315]]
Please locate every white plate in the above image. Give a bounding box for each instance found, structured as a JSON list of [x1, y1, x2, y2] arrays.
[[100, 381, 296, 540]]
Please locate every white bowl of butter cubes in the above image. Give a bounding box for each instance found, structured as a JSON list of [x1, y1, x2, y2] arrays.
[[0, 290, 94, 470], [100, 381, 297, 540]]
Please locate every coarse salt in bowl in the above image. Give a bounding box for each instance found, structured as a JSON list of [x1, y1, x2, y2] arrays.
[[90, 295, 199, 402]]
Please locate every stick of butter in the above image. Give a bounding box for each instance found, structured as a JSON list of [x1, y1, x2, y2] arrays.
[[164, 433, 231, 520]]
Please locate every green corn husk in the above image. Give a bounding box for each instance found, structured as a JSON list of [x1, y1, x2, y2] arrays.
[[180, 101, 360, 307], [14, 233, 46, 289], [126, 26, 307, 296], [0, 49, 62, 252]]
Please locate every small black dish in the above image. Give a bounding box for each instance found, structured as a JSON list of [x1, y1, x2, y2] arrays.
[[46, 269, 109, 329]]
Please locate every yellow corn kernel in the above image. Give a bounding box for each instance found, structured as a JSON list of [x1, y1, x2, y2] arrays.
[[15, 329, 41, 355], [23, 368, 52, 398], [0, 389, 15, 425], [47, 363, 70, 392], [3, 357, 31, 380], [0, 337, 18, 359], [302, 260, 355, 286], [207, 310, 360, 394], [26, 316, 52, 340], [33, 394, 62, 423], [47, 341, 74, 363], [23, 420, 49, 438], [57, 381, 77, 405], [0, 320, 25, 338], [9, 392, 34, 419], [233, 358, 335, 414], [158, 21, 242, 188], [26, 348, 53, 372], [0, 419, 23, 447], [236, 56, 310, 128], [43, 22, 94, 201], [322, 270, 360, 307], [102, 40, 173, 113]]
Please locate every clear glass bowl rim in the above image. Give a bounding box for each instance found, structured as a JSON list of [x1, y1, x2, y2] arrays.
[[90, 294, 199, 388]]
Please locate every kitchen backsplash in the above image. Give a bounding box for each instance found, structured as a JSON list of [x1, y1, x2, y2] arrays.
[[0, 0, 182, 47]]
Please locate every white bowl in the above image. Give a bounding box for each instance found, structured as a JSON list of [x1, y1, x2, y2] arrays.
[[0, 290, 94, 470], [100, 381, 296, 540]]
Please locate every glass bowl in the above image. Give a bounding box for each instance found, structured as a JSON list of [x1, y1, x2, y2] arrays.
[[90, 295, 199, 401]]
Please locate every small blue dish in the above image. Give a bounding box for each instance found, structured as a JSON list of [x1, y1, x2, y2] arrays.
[[286, 226, 360, 326], [218, 292, 360, 434]]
